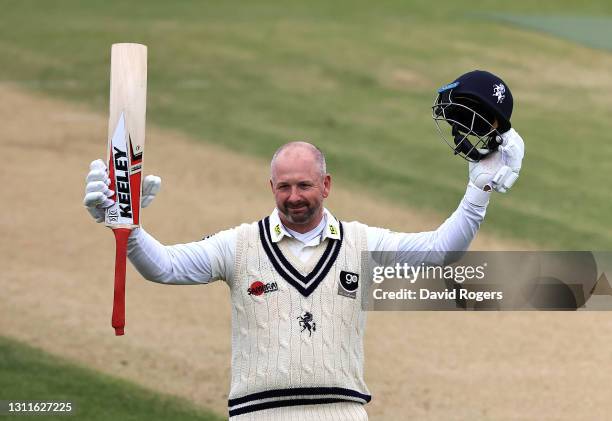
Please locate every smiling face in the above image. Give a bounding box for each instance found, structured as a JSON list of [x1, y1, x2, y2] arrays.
[[270, 142, 331, 233]]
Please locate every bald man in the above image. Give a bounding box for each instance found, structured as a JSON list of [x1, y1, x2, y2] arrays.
[[83, 140, 521, 420]]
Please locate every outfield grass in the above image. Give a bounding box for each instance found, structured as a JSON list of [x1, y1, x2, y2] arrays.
[[1, 0, 611, 248], [0, 336, 223, 420], [489, 14, 612, 51]]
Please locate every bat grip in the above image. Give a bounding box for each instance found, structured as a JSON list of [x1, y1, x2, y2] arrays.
[[112, 228, 132, 336]]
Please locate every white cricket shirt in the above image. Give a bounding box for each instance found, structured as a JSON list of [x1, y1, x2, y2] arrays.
[[127, 183, 490, 285]]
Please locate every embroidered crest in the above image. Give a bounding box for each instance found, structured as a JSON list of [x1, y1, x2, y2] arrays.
[[492, 83, 506, 103], [297, 312, 316, 336]]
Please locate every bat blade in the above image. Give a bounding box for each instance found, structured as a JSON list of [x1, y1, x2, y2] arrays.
[[105, 43, 147, 229], [105, 43, 147, 336]]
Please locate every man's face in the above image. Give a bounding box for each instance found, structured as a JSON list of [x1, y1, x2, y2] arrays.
[[270, 149, 331, 229]]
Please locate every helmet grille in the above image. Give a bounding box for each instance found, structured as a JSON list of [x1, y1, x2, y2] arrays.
[[432, 90, 501, 162]]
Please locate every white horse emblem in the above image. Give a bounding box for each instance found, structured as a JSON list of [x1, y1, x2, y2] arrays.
[[493, 83, 506, 103]]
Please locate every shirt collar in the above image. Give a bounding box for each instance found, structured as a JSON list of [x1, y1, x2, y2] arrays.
[[269, 208, 341, 243], [322, 208, 341, 241], [269, 208, 291, 243]]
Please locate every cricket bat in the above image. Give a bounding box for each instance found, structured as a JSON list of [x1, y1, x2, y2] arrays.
[[104, 43, 147, 336]]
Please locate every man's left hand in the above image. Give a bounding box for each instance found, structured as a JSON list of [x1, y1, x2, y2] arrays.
[[469, 128, 525, 193]]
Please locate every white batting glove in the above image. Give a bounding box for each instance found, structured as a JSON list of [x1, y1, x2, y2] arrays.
[[83, 159, 161, 223], [141, 174, 162, 207], [469, 128, 525, 193]]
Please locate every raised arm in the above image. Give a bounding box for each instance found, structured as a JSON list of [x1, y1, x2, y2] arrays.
[[367, 183, 489, 266], [83, 158, 235, 284], [367, 126, 525, 266], [127, 227, 236, 284]]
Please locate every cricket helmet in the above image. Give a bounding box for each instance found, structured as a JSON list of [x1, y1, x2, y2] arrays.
[[432, 70, 513, 162]]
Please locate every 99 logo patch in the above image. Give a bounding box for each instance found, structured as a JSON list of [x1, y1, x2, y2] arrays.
[[338, 270, 359, 299]]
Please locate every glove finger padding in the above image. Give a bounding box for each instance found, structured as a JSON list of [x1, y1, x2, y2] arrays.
[[84, 159, 113, 223], [83, 191, 114, 209], [86, 169, 109, 184], [90, 158, 106, 170], [499, 128, 525, 172], [84, 158, 162, 223], [86, 180, 114, 197], [84, 190, 111, 224]]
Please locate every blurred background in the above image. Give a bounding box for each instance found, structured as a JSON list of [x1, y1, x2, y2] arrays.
[[1, 1, 611, 420]]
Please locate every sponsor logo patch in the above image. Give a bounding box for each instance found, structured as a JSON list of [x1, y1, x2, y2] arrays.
[[247, 281, 278, 296], [338, 270, 359, 299]]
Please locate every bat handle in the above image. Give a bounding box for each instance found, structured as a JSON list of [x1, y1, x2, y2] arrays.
[[111, 228, 132, 336]]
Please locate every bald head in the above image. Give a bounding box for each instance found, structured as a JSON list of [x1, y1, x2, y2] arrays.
[[270, 141, 327, 182]]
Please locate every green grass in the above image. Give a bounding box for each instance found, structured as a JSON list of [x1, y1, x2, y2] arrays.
[[1, 0, 611, 248], [488, 14, 612, 51], [0, 336, 223, 420]]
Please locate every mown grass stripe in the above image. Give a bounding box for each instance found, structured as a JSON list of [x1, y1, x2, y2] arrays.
[[0, 336, 223, 421]]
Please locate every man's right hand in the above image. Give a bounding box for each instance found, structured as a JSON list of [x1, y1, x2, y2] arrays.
[[83, 159, 161, 223], [468, 128, 525, 193]]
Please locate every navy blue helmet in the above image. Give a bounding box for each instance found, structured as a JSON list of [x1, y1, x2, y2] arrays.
[[432, 70, 513, 161]]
